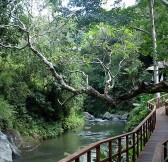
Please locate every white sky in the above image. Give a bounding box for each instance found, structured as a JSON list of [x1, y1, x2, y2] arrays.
[[33, 0, 136, 16], [62, 0, 136, 9], [102, 0, 136, 9]]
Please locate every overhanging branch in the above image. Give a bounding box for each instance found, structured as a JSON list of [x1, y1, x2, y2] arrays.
[[117, 81, 168, 101], [2, 7, 168, 108], [161, 0, 168, 7], [129, 26, 151, 35]]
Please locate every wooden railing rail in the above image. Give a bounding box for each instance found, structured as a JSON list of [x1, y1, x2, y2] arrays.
[[163, 140, 168, 162], [59, 94, 168, 162], [165, 99, 168, 116], [153, 137, 168, 162]]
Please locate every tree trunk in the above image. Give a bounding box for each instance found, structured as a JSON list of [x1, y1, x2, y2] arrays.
[[149, 0, 160, 97]]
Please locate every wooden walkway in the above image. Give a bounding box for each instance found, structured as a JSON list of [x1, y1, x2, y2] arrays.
[[136, 107, 168, 162]]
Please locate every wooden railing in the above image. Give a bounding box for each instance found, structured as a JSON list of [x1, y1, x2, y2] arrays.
[[165, 99, 168, 116], [59, 94, 168, 162], [163, 140, 168, 162], [153, 137, 168, 162]]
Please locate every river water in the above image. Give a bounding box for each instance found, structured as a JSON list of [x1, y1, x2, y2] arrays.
[[16, 119, 125, 162]]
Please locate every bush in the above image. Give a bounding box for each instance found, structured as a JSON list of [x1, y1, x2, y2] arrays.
[[62, 110, 84, 130], [0, 96, 15, 130], [16, 117, 64, 139], [125, 94, 154, 132]]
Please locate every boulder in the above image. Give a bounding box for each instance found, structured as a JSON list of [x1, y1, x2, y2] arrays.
[[112, 117, 120, 122], [83, 112, 94, 120], [5, 130, 22, 160], [121, 113, 129, 121], [113, 114, 122, 120], [102, 112, 113, 120], [0, 131, 13, 162], [5, 130, 23, 148]]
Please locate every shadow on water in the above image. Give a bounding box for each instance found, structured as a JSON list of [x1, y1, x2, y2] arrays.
[[15, 120, 125, 162]]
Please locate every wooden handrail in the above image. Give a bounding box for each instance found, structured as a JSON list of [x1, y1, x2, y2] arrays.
[[59, 94, 168, 162], [153, 137, 168, 162], [165, 99, 168, 116], [163, 140, 168, 162]]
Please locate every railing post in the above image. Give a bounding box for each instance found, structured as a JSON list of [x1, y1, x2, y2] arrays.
[[147, 118, 150, 136], [146, 121, 148, 142], [118, 138, 122, 162], [109, 141, 112, 162], [96, 145, 100, 162], [140, 128, 143, 151], [151, 113, 154, 132], [154, 108, 156, 128], [165, 100, 168, 116], [126, 135, 129, 162], [157, 97, 159, 108], [132, 133, 136, 162], [143, 124, 146, 146], [136, 131, 139, 157], [87, 151, 91, 162], [164, 142, 168, 161], [149, 116, 152, 135]]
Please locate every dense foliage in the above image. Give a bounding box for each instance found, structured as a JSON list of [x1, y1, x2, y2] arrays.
[[125, 94, 154, 132], [0, 0, 168, 142]]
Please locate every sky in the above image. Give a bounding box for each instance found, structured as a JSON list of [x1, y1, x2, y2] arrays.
[[102, 0, 136, 9], [62, 0, 136, 9], [32, 0, 136, 16]]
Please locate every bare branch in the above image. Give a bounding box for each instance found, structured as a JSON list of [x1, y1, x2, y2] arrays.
[[11, 15, 26, 30], [129, 26, 151, 35], [58, 94, 76, 106], [117, 81, 168, 101], [0, 0, 12, 8], [68, 70, 89, 88], [113, 59, 127, 78], [0, 24, 27, 32], [0, 3, 118, 107], [161, 0, 168, 6], [31, 21, 66, 39], [0, 43, 28, 50]]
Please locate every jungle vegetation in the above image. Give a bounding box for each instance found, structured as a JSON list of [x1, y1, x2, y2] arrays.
[[0, 0, 168, 139]]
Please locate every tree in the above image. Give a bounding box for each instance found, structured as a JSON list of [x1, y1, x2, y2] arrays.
[[161, 0, 168, 6], [1, 0, 168, 109], [149, 0, 160, 97]]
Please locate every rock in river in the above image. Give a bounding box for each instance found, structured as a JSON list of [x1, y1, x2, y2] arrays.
[[83, 112, 95, 120], [0, 131, 12, 162]]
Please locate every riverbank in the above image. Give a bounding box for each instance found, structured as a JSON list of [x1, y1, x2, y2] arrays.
[[0, 110, 128, 162], [15, 119, 126, 162], [0, 112, 84, 161]]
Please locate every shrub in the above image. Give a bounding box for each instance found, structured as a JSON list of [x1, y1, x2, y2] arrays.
[[62, 110, 84, 130], [125, 94, 154, 132], [0, 96, 15, 130]]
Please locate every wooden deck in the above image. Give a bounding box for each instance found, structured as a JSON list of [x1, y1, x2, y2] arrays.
[[136, 107, 168, 162]]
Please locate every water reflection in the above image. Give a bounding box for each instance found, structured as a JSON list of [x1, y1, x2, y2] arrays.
[[15, 120, 125, 162]]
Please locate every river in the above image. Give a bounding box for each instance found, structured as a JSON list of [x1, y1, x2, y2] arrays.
[[15, 119, 125, 162]]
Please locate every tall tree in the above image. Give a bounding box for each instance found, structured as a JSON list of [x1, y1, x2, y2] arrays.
[[1, 0, 168, 108], [149, 0, 160, 97]]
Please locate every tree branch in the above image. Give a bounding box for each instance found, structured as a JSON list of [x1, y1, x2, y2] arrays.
[[129, 26, 151, 35], [3, 8, 168, 108], [0, 43, 28, 50], [58, 94, 76, 106], [68, 70, 89, 88], [161, 0, 168, 7], [0, 0, 13, 8], [117, 81, 168, 101]]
